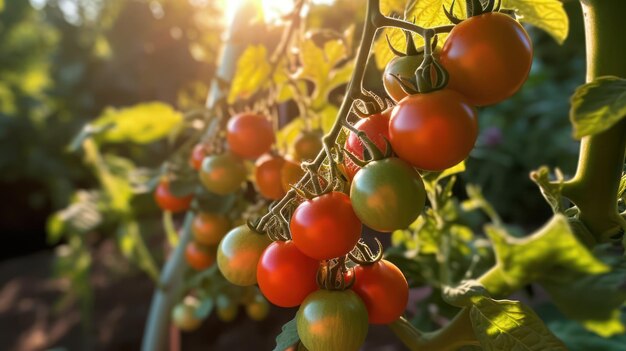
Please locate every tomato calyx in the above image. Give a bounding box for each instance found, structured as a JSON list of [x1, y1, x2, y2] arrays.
[[348, 238, 383, 266], [316, 257, 355, 290], [444, 0, 502, 22]]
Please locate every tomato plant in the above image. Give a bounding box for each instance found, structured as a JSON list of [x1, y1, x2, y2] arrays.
[[189, 143, 207, 171], [192, 212, 231, 246], [199, 153, 247, 195], [343, 111, 391, 179], [255, 154, 287, 200], [294, 131, 323, 161], [280, 158, 305, 193], [185, 241, 214, 271], [153, 180, 193, 213], [227, 113, 275, 160], [217, 225, 272, 286]]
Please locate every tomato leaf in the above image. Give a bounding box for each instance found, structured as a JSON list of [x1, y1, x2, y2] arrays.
[[581, 310, 626, 338], [227, 45, 271, 103], [504, 0, 569, 44], [470, 296, 568, 350], [529, 166, 565, 213], [273, 317, 299, 351], [570, 76, 626, 139], [443, 280, 489, 308]]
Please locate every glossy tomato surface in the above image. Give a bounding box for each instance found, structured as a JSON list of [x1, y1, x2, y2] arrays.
[[226, 113, 275, 159], [255, 154, 286, 200], [192, 212, 231, 246], [154, 180, 193, 213], [199, 153, 247, 195], [352, 260, 408, 324], [217, 225, 272, 286], [344, 111, 391, 180]]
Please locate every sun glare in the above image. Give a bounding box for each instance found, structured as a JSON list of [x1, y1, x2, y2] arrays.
[[222, 0, 334, 24]]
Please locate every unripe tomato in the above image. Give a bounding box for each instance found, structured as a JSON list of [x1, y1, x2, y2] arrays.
[[199, 153, 247, 195], [344, 111, 391, 180], [227, 113, 275, 159], [189, 144, 207, 171], [172, 298, 202, 332], [389, 89, 478, 171], [154, 180, 193, 213], [246, 294, 270, 321], [217, 225, 272, 286], [257, 241, 319, 307], [291, 192, 362, 260], [440, 12, 533, 106], [185, 241, 214, 271], [280, 158, 305, 193], [216, 295, 238, 322], [255, 154, 286, 200], [351, 158, 425, 232], [297, 289, 368, 351], [351, 260, 408, 324], [294, 131, 323, 161], [192, 212, 231, 246]]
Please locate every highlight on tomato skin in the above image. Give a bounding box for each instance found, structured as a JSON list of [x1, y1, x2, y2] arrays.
[[226, 113, 275, 160], [154, 180, 194, 213]]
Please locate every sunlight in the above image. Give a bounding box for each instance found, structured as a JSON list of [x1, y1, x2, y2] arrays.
[[222, 0, 335, 24]]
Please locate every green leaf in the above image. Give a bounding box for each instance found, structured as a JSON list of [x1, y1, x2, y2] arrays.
[[46, 190, 103, 244], [529, 166, 565, 213], [470, 296, 568, 350], [581, 310, 625, 338], [504, 0, 569, 44], [92, 102, 183, 144], [380, 0, 408, 15], [443, 280, 489, 308], [228, 45, 271, 103], [273, 317, 299, 351], [570, 76, 626, 139]]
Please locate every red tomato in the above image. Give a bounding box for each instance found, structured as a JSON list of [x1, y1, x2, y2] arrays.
[[440, 12, 533, 106], [189, 144, 207, 171], [185, 241, 214, 271], [351, 260, 408, 324], [389, 89, 478, 171], [192, 212, 231, 246], [226, 113, 275, 160], [290, 192, 362, 260], [344, 111, 391, 179], [255, 154, 286, 200], [154, 180, 193, 213], [257, 241, 319, 307], [280, 158, 305, 193], [294, 131, 323, 161]]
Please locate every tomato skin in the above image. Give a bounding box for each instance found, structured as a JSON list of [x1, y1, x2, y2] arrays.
[[389, 90, 478, 171], [290, 192, 362, 260], [246, 294, 270, 321], [296, 289, 368, 351], [154, 180, 193, 213], [199, 153, 247, 195], [350, 158, 425, 232], [189, 144, 207, 171], [185, 241, 215, 271], [294, 131, 323, 161], [227, 113, 275, 159], [257, 241, 319, 308], [192, 212, 231, 246], [383, 55, 422, 103], [217, 225, 272, 286], [280, 158, 305, 193], [440, 12, 533, 106], [172, 298, 202, 332], [255, 154, 286, 200], [352, 260, 408, 324], [344, 111, 391, 180]]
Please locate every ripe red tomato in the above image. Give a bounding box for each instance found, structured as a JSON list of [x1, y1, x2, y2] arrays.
[[344, 111, 391, 179], [389, 89, 477, 171], [199, 153, 247, 195], [294, 131, 323, 161], [154, 180, 193, 213], [290, 192, 362, 260], [440, 12, 533, 106], [217, 225, 272, 286], [255, 154, 286, 200], [257, 240, 319, 307], [189, 144, 208, 171], [226, 113, 275, 160], [185, 241, 214, 271], [351, 260, 408, 324], [192, 212, 231, 246], [280, 158, 305, 193]]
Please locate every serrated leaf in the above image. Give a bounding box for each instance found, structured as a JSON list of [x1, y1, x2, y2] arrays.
[[470, 296, 568, 351], [92, 102, 182, 144], [581, 310, 626, 338], [273, 318, 299, 351], [570, 76, 626, 139], [228, 45, 271, 103], [504, 0, 569, 44]]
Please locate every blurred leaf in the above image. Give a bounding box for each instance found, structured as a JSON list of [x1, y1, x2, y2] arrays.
[[228, 45, 271, 103], [581, 310, 625, 338], [273, 317, 299, 351], [93, 102, 183, 144], [68, 123, 114, 152], [443, 280, 489, 308], [504, 0, 569, 44], [194, 296, 214, 319], [117, 220, 159, 281], [169, 177, 197, 197], [380, 0, 407, 15], [550, 317, 626, 351], [196, 188, 237, 214], [530, 166, 565, 213], [470, 296, 567, 350], [47, 191, 102, 244], [570, 76, 626, 139]]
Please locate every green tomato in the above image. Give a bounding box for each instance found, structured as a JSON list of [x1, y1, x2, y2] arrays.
[[217, 225, 272, 286], [383, 55, 423, 103], [296, 290, 368, 351], [171, 298, 202, 332], [199, 153, 247, 195], [246, 294, 270, 321], [350, 157, 425, 232], [216, 295, 239, 322]]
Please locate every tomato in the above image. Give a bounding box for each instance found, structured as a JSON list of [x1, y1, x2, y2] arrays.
[[227, 113, 275, 159], [281, 158, 305, 193], [199, 153, 247, 195], [192, 212, 231, 246], [294, 131, 323, 161], [296, 289, 368, 351], [350, 158, 425, 232], [154, 180, 193, 213], [185, 241, 214, 271], [255, 154, 286, 200], [216, 295, 239, 322], [290, 192, 362, 260], [389, 89, 477, 171], [440, 12, 533, 106], [246, 294, 270, 321], [189, 144, 207, 171], [351, 260, 408, 324], [344, 111, 391, 180], [172, 298, 202, 332], [383, 55, 422, 103], [257, 241, 319, 307], [217, 225, 272, 286]]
